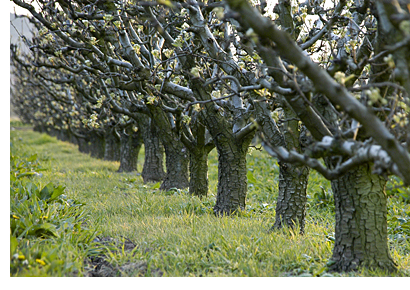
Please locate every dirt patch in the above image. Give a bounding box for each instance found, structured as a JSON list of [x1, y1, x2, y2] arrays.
[[84, 236, 163, 277]]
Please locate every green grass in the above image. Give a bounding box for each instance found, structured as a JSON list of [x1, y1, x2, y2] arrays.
[[10, 129, 410, 277]]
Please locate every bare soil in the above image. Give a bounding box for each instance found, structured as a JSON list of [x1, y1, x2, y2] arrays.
[[84, 236, 163, 277]]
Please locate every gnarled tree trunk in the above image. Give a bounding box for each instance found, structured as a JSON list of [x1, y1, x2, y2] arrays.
[[255, 98, 309, 232], [273, 161, 309, 232], [191, 78, 255, 215], [189, 148, 210, 197], [145, 104, 189, 190], [160, 142, 189, 190], [186, 115, 215, 197], [273, 104, 309, 233], [136, 115, 165, 183], [117, 127, 143, 173], [328, 163, 397, 272], [213, 136, 250, 215]]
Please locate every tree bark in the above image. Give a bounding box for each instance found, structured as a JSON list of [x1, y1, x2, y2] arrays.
[[144, 104, 189, 190], [104, 129, 121, 161], [328, 163, 397, 272], [273, 161, 309, 232], [189, 148, 210, 197], [185, 114, 215, 197], [273, 105, 310, 232], [312, 94, 397, 272], [136, 116, 165, 183], [89, 131, 105, 159], [160, 142, 189, 190], [117, 127, 143, 173], [77, 135, 91, 154], [213, 136, 251, 215], [191, 78, 255, 215], [255, 98, 309, 232]]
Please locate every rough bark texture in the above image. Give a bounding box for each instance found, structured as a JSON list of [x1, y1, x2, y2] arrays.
[[136, 115, 165, 183], [189, 149, 209, 197], [191, 78, 255, 215], [273, 104, 309, 232], [117, 128, 143, 173], [104, 129, 121, 161], [145, 104, 189, 190], [329, 163, 397, 272], [213, 137, 251, 215], [160, 142, 189, 190], [312, 94, 397, 272], [255, 99, 309, 232], [273, 161, 309, 232], [186, 115, 214, 197]]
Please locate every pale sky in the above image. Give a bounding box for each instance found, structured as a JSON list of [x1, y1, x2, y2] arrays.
[[10, 1, 30, 15]]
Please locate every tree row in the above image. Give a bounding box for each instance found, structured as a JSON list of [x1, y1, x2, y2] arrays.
[[11, 0, 410, 273]]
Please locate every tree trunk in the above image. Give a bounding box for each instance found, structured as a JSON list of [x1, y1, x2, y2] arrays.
[[49, 128, 58, 137], [189, 148, 209, 197], [104, 129, 120, 161], [137, 116, 165, 183], [160, 142, 189, 190], [191, 78, 255, 215], [70, 133, 78, 145], [186, 114, 214, 197], [328, 163, 397, 272], [77, 136, 91, 154], [113, 137, 121, 161], [89, 131, 105, 159], [273, 104, 310, 233], [311, 94, 396, 271], [255, 98, 310, 232], [273, 162, 309, 232], [213, 139, 250, 215], [117, 128, 143, 173], [144, 104, 190, 190]]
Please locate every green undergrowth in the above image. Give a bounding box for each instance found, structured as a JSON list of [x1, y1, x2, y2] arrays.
[[10, 129, 410, 277], [10, 134, 103, 276], [10, 119, 29, 128]]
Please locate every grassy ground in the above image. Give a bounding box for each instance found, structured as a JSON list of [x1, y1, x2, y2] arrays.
[[10, 127, 410, 277]]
